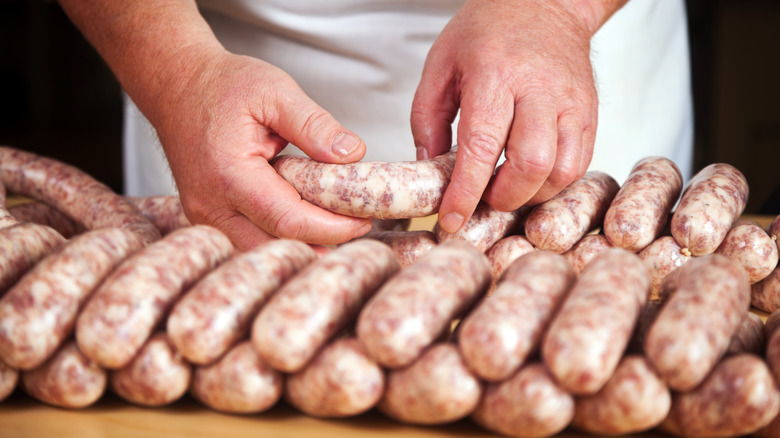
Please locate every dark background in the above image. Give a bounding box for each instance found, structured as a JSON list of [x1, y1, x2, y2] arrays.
[[1, 0, 779, 213]]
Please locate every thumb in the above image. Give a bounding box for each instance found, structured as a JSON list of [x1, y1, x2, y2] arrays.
[[267, 83, 366, 163]]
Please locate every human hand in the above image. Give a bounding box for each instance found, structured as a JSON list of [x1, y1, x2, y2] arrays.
[[412, 0, 625, 233], [154, 50, 373, 250]]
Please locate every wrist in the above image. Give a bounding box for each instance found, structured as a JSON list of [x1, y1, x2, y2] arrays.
[[561, 0, 630, 35]]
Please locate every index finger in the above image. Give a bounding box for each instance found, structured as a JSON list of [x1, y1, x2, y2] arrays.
[[436, 82, 514, 233]]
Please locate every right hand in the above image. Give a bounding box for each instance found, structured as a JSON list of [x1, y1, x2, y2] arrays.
[[151, 49, 373, 250]]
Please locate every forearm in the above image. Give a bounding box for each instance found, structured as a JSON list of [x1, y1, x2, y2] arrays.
[[57, 0, 224, 126]]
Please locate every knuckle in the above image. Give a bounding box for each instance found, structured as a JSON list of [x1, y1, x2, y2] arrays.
[[460, 130, 505, 167]]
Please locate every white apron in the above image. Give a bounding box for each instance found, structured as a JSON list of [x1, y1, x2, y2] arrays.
[[123, 0, 693, 196]]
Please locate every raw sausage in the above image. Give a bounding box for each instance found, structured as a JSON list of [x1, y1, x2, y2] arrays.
[[471, 362, 574, 438], [378, 343, 482, 425], [0, 223, 65, 294], [660, 354, 780, 437], [21, 340, 106, 408], [356, 241, 491, 368], [0, 359, 17, 402], [8, 201, 82, 238], [434, 202, 528, 253], [726, 312, 766, 356], [190, 340, 283, 414], [285, 337, 384, 418], [361, 230, 437, 268], [715, 222, 778, 283], [524, 171, 620, 253], [572, 355, 670, 435], [671, 162, 749, 256], [168, 239, 316, 365], [766, 311, 780, 383], [542, 248, 650, 395], [638, 235, 692, 300], [0, 146, 160, 244], [253, 239, 399, 373], [644, 254, 750, 391], [0, 228, 146, 370], [458, 250, 575, 381], [272, 149, 457, 219], [485, 235, 536, 293], [76, 225, 234, 369], [752, 266, 780, 313], [562, 233, 612, 274], [603, 156, 682, 252], [109, 332, 191, 407], [126, 195, 190, 235]]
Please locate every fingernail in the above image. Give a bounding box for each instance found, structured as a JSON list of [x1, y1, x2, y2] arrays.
[[440, 212, 465, 233], [353, 221, 373, 238], [416, 146, 429, 160], [332, 132, 360, 157]]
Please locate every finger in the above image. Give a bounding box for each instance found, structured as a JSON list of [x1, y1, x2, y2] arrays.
[[525, 110, 584, 205], [482, 95, 558, 211], [261, 79, 366, 164], [437, 82, 514, 233], [410, 50, 459, 160], [213, 212, 276, 251], [233, 160, 372, 245]]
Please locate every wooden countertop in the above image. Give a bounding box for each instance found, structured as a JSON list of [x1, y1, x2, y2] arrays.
[[0, 390, 669, 438]]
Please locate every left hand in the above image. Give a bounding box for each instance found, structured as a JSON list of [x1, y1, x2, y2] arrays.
[[411, 0, 610, 233]]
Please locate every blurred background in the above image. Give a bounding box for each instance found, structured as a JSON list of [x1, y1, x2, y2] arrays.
[[1, 0, 778, 213]]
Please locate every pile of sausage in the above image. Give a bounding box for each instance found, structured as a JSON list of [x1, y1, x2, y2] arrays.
[[2, 145, 780, 438]]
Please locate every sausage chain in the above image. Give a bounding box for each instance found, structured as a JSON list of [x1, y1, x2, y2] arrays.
[[2, 145, 780, 438]]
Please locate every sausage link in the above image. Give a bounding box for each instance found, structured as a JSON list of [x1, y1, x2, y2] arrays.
[[0, 146, 160, 244], [752, 266, 780, 313], [524, 171, 620, 253], [378, 343, 482, 425], [21, 340, 106, 408], [126, 195, 190, 235], [271, 149, 457, 219], [253, 239, 399, 373], [671, 163, 749, 256], [168, 239, 316, 365], [76, 225, 234, 369], [542, 248, 650, 395], [356, 241, 491, 368], [660, 354, 780, 437], [0, 359, 18, 402], [471, 362, 575, 438], [458, 251, 575, 382], [285, 337, 384, 418], [190, 340, 283, 414], [627, 299, 666, 354], [0, 228, 146, 370], [8, 201, 82, 237], [766, 312, 780, 384], [638, 235, 692, 301], [767, 309, 780, 339], [727, 312, 766, 356], [572, 355, 670, 435], [0, 223, 66, 294], [603, 156, 683, 251], [361, 230, 437, 268], [716, 222, 779, 283], [644, 254, 750, 391], [109, 332, 191, 407], [485, 235, 536, 293], [434, 202, 528, 253], [563, 233, 613, 274]]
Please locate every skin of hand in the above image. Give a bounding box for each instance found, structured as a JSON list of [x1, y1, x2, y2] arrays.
[[57, 0, 373, 250], [412, 0, 628, 233]]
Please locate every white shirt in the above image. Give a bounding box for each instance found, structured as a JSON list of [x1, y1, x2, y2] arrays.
[[123, 0, 693, 196]]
